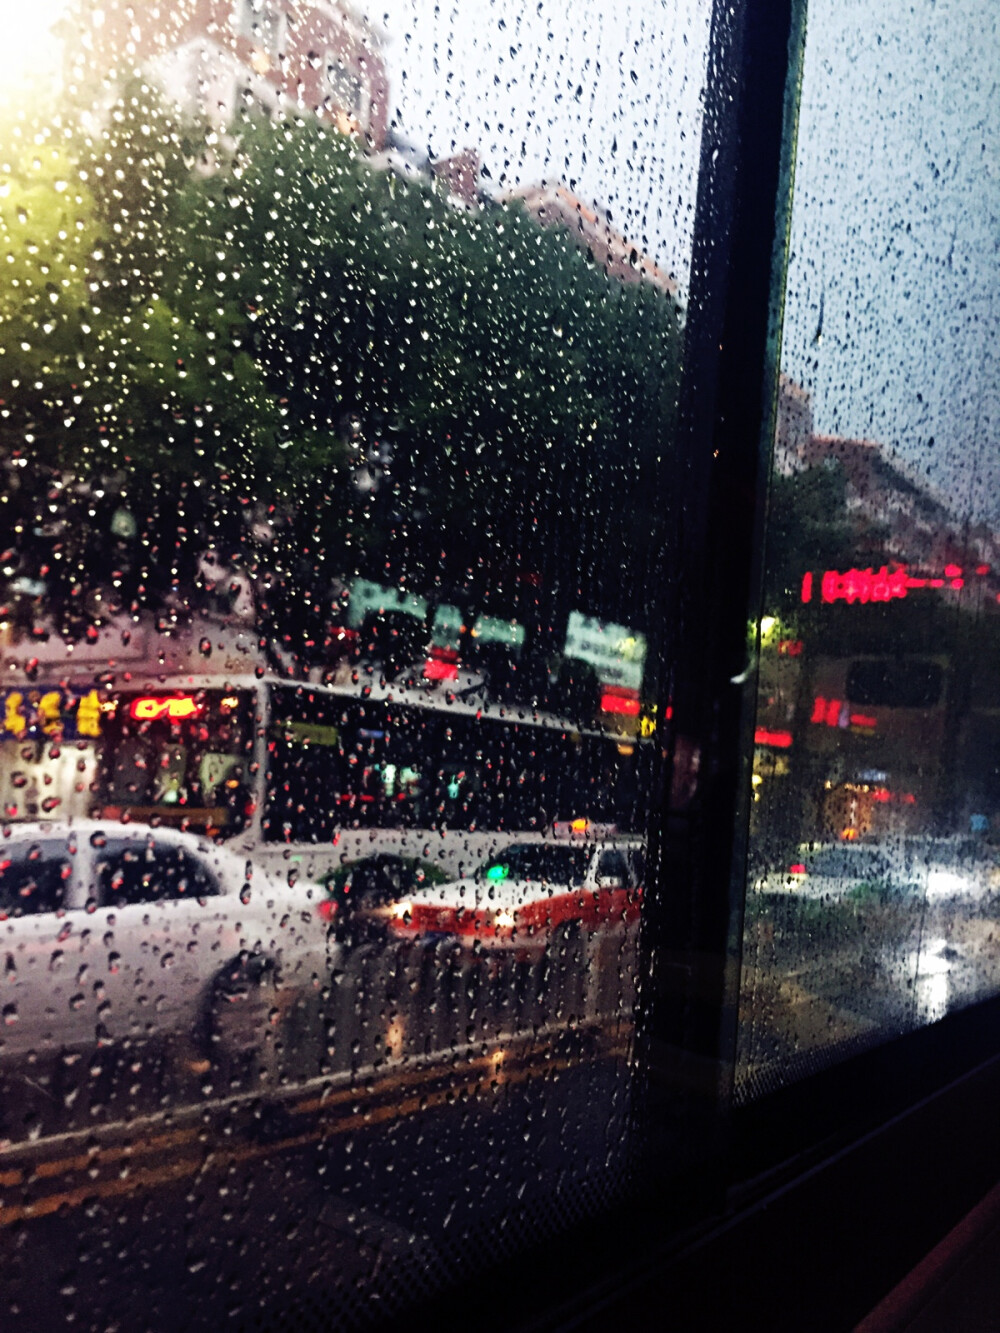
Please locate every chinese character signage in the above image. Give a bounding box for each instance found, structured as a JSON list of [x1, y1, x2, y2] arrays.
[[563, 612, 647, 691], [1, 687, 103, 741], [801, 563, 968, 605]]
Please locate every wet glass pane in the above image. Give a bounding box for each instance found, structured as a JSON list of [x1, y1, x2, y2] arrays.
[[0, 1, 710, 1325], [739, 0, 1000, 1100]]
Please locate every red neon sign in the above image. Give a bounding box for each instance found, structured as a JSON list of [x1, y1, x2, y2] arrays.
[[804, 563, 983, 606], [129, 695, 204, 722], [810, 696, 878, 730], [849, 712, 877, 729], [820, 566, 910, 605], [600, 692, 641, 716], [754, 727, 792, 748]]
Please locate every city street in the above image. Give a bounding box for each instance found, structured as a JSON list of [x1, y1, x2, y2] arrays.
[[0, 1016, 635, 1331]]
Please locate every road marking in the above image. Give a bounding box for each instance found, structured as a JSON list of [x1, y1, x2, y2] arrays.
[[0, 1037, 631, 1228]]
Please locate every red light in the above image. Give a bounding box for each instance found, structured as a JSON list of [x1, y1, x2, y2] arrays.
[[870, 787, 892, 803], [944, 564, 962, 578], [976, 565, 990, 576], [423, 658, 459, 682], [929, 579, 945, 588], [755, 727, 792, 748], [600, 692, 641, 716], [778, 639, 803, 656], [950, 578, 964, 590], [789, 863, 807, 875], [801, 572, 813, 604], [811, 696, 844, 727], [129, 695, 203, 721], [820, 565, 909, 605], [849, 713, 877, 729], [317, 899, 337, 922]]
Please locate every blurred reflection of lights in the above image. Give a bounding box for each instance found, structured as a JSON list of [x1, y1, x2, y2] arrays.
[[926, 869, 969, 899], [489, 1047, 506, 1087], [385, 1019, 404, 1059], [911, 939, 955, 1024]]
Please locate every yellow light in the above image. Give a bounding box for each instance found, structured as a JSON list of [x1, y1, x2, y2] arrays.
[[570, 817, 589, 833], [494, 909, 515, 929], [391, 901, 412, 919], [760, 616, 777, 638], [385, 1019, 404, 1058]]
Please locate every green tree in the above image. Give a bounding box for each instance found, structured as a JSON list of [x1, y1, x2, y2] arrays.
[[0, 88, 684, 661]]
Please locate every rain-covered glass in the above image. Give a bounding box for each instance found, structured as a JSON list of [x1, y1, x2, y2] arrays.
[[0, 1, 712, 1325], [738, 0, 1000, 1100]]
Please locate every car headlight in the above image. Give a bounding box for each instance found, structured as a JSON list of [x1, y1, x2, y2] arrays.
[[927, 870, 968, 897]]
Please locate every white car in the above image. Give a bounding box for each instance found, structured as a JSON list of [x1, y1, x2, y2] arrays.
[[385, 835, 644, 949], [755, 842, 918, 901], [902, 836, 999, 901], [0, 822, 337, 1082]]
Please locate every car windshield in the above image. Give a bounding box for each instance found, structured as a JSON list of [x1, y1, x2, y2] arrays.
[[479, 844, 592, 886], [330, 857, 443, 901]]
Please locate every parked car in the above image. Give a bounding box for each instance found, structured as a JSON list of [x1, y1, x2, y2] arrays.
[[383, 835, 644, 950], [0, 822, 337, 1083]]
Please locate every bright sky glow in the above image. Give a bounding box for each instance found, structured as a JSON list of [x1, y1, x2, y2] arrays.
[[0, 0, 68, 94]]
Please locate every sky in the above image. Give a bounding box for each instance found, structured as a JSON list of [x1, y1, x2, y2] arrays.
[[364, 0, 999, 522], [363, 0, 712, 294], [782, 0, 1000, 520]]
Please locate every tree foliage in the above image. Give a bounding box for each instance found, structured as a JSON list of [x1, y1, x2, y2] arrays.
[[0, 85, 683, 659]]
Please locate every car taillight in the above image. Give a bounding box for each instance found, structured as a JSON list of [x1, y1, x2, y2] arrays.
[[789, 863, 807, 875]]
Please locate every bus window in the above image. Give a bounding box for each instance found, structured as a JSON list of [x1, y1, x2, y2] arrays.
[[846, 659, 944, 708]]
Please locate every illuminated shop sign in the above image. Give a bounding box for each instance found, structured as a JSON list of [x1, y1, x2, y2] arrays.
[[801, 563, 969, 605], [754, 727, 793, 749], [564, 612, 647, 691], [1, 687, 103, 740], [810, 697, 877, 730], [129, 695, 204, 721], [345, 578, 428, 629]]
